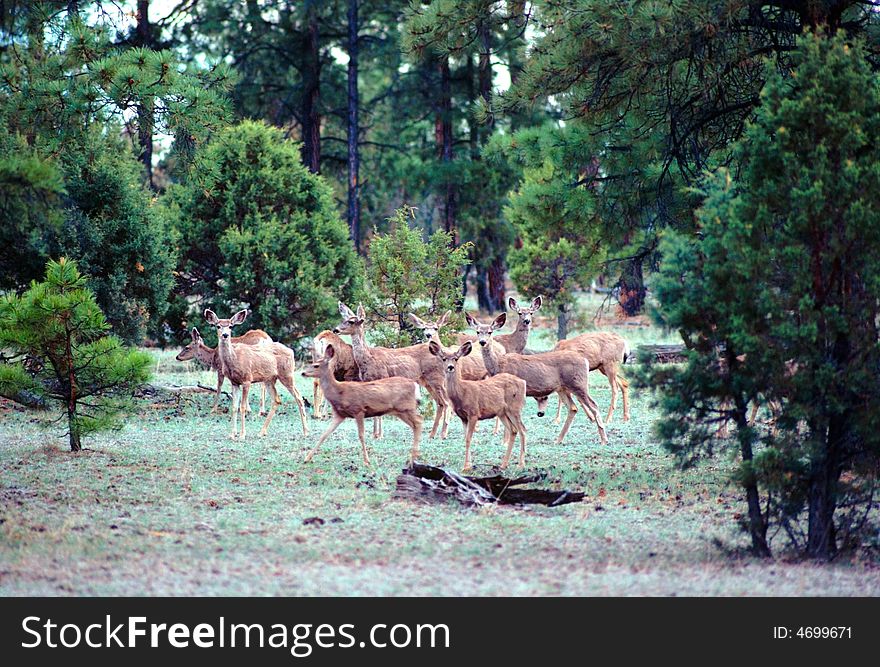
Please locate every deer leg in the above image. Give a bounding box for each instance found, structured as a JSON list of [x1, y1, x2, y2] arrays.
[[492, 417, 501, 436], [553, 392, 563, 424], [259, 383, 267, 416], [239, 383, 251, 438], [602, 367, 617, 425], [313, 379, 324, 419], [410, 412, 423, 462], [259, 381, 280, 437], [305, 412, 345, 463], [619, 374, 631, 422], [228, 384, 240, 438], [462, 418, 479, 472], [748, 400, 760, 426], [372, 417, 381, 439], [555, 391, 579, 444], [574, 389, 608, 445], [428, 389, 445, 439], [514, 413, 528, 467], [212, 371, 224, 414], [355, 414, 371, 466], [498, 414, 517, 469], [280, 375, 309, 436]]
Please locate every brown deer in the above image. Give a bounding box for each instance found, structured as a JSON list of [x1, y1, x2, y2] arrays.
[[428, 340, 527, 471], [468, 312, 608, 446], [334, 302, 453, 439], [553, 332, 632, 424], [175, 327, 272, 415], [204, 309, 309, 439], [301, 344, 422, 465], [310, 330, 360, 419], [495, 296, 542, 353]]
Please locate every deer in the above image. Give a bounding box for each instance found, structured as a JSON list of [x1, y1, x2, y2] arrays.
[[553, 332, 632, 424], [428, 340, 527, 471], [334, 302, 453, 440], [496, 296, 542, 353], [310, 330, 360, 420], [301, 343, 422, 465], [468, 312, 608, 446], [175, 327, 272, 415], [203, 309, 309, 439]]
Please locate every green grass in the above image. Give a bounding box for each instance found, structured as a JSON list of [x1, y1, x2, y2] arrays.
[[1, 321, 879, 596]]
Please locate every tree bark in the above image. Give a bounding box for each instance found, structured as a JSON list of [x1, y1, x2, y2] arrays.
[[301, 1, 321, 173], [346, 0, 361, 252], [136, 0, 154, 189], [435, 55, 456, 242], [556, 302, 569, 341], [618, 256, 646, 316]]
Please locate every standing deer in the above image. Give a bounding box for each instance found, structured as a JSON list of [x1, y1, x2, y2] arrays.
[[301, 344, 422, 465], [203, 309, 309, 439], [175, 327, 271, 415], [310, 330, 360, 419], [334, 302, 453, 439], [468, 312, 608, 446], [553, 332, 631, 424], [428, 340, 527, 471], [495, 296, 542, 353]]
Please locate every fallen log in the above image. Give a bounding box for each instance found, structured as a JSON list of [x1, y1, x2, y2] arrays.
[[394, 463, 585, 507], [637, 343, 687, 364]]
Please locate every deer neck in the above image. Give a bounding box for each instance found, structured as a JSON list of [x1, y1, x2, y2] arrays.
[[511, 318, 531, 353], [197, 343, 219, 369], [348, 326, 373, 380], [445, 365, 464, 403], [216, 336, 238, 374], [480, 341, 501, 375], [319, 361, 344, 404]]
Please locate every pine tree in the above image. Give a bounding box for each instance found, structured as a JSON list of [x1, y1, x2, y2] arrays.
[[0, 258, 152, 452], [172, 121, 363, 342], [643, 34, 880, 559]]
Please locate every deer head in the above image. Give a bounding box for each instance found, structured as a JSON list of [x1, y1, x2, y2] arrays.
[[508, 296, 542, 327], [175, 327, 204, 361], [302, 343, 337, 378], [409, 310, 451, 342], [333, 302, 365, 335], [428, 340, 473, 375], [204, 309, 248, 341], [466, 312, 506, 347]]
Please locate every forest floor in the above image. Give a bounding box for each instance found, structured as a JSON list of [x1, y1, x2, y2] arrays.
[[2, 296, 878, 596]]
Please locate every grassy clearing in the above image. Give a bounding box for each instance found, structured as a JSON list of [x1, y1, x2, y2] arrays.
[[1, 310, 879, 596]]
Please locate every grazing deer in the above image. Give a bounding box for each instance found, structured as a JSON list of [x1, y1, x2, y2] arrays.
[[334, 302, 453, 439], [428, 340, 527, 471], [204, 309, 309, 439], [301, 343, 422, 465], [468, 312, 608, 446], [310, 330, 360, 419], [175, 327, 271, 415], [553, 332, 632, 424], [495, 296, 542, 353]]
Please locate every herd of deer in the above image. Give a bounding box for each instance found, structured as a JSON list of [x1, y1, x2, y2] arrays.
[[174, 297, 632, 471]]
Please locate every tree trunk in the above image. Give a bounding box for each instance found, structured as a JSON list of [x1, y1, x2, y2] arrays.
[[618, 256, 646, 316], [556, 302, 569, 341], [67, 400, 81, 452], [487, 256, 505, 311], [301, 1, 321, 173], [136, 0, 154, 189], [346, 0, 361, 252], [477, 19, 494, 137], [436, 55, 456, 242]]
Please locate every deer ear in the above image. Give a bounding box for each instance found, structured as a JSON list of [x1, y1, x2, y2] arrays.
[[493, 313, 507, 330], [190, 327, 200, 342], [204, 309, 218, 325], [508, 297, 517, 311], [231, 309, 248, 326], [409, 313, 426, 328], [439, 310, 451, 327], [338, 301, 353, 318], [356, 304, 366, 320], [428, 340, 441, 357], [532, 296, 543, 310], [465, 312, 479, 328], [325, 344, 336, 358], [458, 341, 473, 358]]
